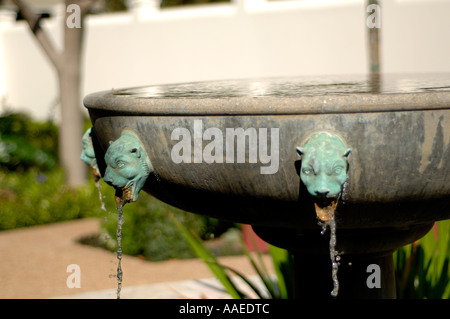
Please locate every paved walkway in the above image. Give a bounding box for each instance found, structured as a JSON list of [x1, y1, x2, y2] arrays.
[[0, 218, 272, 299]]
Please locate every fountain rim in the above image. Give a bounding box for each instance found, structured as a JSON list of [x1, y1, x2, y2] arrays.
[[84, 89, 450, 116], [84, 74, 450, 116]]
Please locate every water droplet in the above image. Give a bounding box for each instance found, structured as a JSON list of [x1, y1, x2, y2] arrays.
[[94, 179, 107, 212]]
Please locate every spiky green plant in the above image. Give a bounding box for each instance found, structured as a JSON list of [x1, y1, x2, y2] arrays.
[[174, 213, 449, 299], [172, 214, 294, 299], [394, 220, 450, 299]]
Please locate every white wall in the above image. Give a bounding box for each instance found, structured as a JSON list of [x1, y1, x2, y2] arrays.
[[1, 0, 449, 121], [0, 10, 62, 120], [382, 0, 450, 74]]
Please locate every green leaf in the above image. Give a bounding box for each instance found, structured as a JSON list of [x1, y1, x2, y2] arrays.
[[394, 220, 450, 299], [211, 262, 268, 299], [269, 245, 290, 299], [239, 237, 277, 298], [171, 213, 245, 299]]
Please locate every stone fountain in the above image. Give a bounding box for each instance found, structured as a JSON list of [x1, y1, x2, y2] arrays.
[[81, 73, 450, 298]]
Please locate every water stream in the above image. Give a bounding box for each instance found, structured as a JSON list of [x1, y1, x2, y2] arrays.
[[93, 175, 123, 299], [315, 201, 341, 297], [94, 179, 107, 213], [115, 197, 125, 299], [320, 215, 340, 297]]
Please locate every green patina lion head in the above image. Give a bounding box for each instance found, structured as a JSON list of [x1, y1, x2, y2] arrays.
[[104, 130, 152, 203], [297, 132, 351, 201], [80, 128, 100, 179]]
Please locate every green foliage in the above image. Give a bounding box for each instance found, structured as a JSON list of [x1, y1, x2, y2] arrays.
[[172, 214, 245, 298], [101, 191, 220, 261], [268, 245, 294, 299], [238, 237, 286, 299], [103, 0, 128, 12], [0, 168, 102, 230], [0, 112, 58, 171], [0, 110, 233, 261], [177, 213, 449, 299], [174, 214, 295, 299], [0, 165, 232, 262], [394, 220, 450, 299]]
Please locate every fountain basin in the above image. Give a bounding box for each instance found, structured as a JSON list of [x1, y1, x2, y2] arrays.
[[84, 74, 450, 298], [84, 75, 450, 230]]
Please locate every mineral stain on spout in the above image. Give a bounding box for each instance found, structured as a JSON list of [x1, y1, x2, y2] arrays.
[[114, 184, 137, 206], [314, 200, 337, 222]]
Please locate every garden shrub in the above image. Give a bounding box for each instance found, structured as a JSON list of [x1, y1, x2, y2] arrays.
[[100, 190, 235, 261], [0, 165, 234, 261], [0, 168, 102, 230], [0, 110, 235, 261], [0, 112, 58, 171], [395, 220, 450, 299]]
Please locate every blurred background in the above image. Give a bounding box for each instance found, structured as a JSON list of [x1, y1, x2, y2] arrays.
[[2, 0, 450, 121]]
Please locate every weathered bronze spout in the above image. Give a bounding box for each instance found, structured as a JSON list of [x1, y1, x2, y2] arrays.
[[297, 131, 351, 221], [80, 128, 101, 180], [103, 130, 153, 204]]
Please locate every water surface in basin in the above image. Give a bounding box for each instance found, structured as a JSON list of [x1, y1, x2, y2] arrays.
[[113, 74, 450, 99]]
